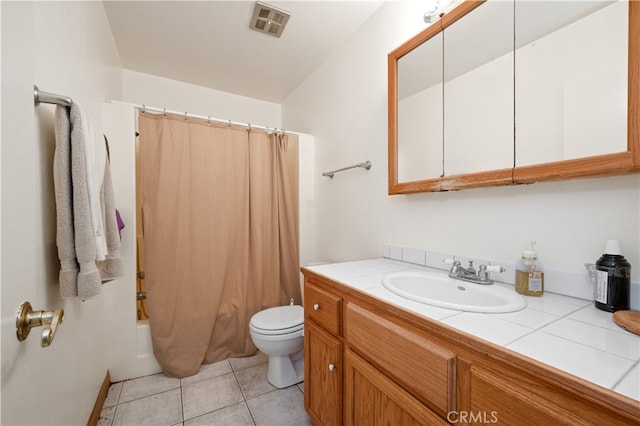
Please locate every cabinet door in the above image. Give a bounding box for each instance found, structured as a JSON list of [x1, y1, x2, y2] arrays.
[[304, 320, 342, 426], [344, 349, 448, 426], [464, 364, 590, 425]]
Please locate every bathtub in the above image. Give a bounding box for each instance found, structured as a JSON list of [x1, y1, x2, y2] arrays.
[[135, 320, 162, 376]]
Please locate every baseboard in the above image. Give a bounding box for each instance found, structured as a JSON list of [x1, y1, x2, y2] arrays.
[[87, 371, 111, 426]]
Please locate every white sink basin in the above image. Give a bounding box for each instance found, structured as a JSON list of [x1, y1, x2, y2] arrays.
[[382, 271, 526, 313]]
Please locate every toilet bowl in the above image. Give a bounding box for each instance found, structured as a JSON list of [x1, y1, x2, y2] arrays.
[[249, 304, 304, 388]]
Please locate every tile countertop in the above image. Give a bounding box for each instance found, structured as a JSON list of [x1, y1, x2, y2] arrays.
[[303, 258, 640, 402]]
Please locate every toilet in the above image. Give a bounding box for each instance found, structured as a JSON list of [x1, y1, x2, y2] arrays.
[[249, 304, 304, 388]]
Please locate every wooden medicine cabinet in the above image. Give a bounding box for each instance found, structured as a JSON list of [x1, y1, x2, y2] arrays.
[[388, 0, 640, 194]]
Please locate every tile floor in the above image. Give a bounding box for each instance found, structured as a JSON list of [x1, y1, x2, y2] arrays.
[[98, 352, 313, 426]]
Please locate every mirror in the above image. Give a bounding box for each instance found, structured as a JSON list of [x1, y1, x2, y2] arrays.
[[397, 32, 443, 183], [515, 1, 627, 166], [443, 0, 514, 176], [389, 0, 640, 194]]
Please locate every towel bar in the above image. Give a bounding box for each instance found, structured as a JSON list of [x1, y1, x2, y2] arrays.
[[33, 85, 72, 107], [322, 161, 372, 178]]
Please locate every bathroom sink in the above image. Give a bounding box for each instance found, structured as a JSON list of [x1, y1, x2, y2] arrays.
[[382, 271, 526, 313]]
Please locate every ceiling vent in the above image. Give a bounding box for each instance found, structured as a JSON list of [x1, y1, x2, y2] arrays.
[[250, 2, 291, 38]]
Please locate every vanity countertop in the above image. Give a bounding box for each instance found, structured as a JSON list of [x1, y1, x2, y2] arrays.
[[303, 258, 640, 402]]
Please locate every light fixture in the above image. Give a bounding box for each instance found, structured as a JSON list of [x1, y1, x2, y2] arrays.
[[424, 0, 441, 24], [424, 0, 458, 24], [250, 2, 291, 38]]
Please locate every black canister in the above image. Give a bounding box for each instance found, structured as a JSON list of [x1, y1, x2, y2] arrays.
[[594, 240, 631, 312]]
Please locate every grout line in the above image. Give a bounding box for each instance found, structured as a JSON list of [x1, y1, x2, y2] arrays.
[[611, 359, 640, 390], [179, 380, 185, 424], [231, 368, 258, 425]]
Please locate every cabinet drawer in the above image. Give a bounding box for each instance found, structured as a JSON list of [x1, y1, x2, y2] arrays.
[[345, 303, 456, 418], [304, 282, 341, 335]]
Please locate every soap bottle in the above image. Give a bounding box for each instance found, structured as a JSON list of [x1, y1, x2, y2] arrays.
[[515, 241, 544, 296], [594, 240, 631, 312]]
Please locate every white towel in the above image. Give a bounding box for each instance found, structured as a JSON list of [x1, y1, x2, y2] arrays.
[[97, 135, 124, 282], [69, 103, 102, 299], [83, 116, 108, 261]]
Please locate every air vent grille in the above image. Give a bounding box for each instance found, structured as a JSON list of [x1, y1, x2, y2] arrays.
[[250, 2, 291, 38]]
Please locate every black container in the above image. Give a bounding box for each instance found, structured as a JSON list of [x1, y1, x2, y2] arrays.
[[595, 254, 631, 312]]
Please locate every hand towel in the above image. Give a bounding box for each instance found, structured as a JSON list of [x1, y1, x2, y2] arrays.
[[69, 103, 102, 300], [83, 118, 108, 261], [53, 106, 79, 298], [97, 136, 124, 282]]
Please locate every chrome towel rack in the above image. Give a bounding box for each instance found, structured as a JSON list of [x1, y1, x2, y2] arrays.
[[322, 161, 372, 178], [33, 85, 72, 107]]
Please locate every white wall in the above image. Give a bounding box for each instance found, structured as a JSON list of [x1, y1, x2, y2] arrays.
[[1, 2, 122, 424], [282, 0, 640, 295], [122, 69, 282, 129]]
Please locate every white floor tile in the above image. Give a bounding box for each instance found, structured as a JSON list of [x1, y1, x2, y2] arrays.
[[247, 387, 311, 426], [113, 388, 182, 426], [98, 405, 116, 426], [182, 372, 244, 421], [104, 382, 123, 408], [184, 402, 254, 426], [234, 363, 276, 399], [228, 351, 269, 371], [119, 373, 180, 404], [181, 359, 232, 386]]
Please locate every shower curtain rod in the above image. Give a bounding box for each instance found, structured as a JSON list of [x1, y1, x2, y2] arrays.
[[108, 99, 300, 135]]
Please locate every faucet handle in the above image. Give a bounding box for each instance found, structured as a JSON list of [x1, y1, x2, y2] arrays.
[[485, 264, 506, 273]]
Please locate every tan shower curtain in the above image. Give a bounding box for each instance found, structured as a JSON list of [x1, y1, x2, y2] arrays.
[[138, 111, 301, 378]]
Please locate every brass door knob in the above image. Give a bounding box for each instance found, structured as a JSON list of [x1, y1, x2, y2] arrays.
[[16, 302, 64, 347]]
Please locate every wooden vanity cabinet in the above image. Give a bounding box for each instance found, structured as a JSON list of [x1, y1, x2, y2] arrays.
[[302, 272, 640, 426]]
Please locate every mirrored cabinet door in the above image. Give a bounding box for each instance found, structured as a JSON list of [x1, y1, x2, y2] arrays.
[[397, 32, 443, 183], [515, 1, 628, 167], [443, 0, 514, 176]]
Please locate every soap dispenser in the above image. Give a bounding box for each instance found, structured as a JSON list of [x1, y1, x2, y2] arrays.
[[516, 241, 544, 296]]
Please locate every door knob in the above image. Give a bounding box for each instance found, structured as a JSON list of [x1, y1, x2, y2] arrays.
[[16, 301, 64, 347]]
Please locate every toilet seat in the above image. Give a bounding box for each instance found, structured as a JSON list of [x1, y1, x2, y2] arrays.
[[250, 305, 303, 336]]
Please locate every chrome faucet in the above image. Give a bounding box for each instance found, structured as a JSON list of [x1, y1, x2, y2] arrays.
[[444, 259, 505, 285]]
